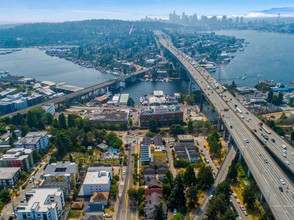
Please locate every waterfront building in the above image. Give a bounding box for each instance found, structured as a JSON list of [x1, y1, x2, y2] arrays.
[[15, 131, 49, 151], [86, 109, 129, 126], [119, 93, 129, 106], [0, 167, 20, 189], [139, 105, 183, 127], [15, 188, 65, 220], [0, 148, 34, 172]]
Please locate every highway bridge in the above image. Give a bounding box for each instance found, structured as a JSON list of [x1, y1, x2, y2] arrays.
[[2, 68, 148, 118], [155, 30, 294, 220]]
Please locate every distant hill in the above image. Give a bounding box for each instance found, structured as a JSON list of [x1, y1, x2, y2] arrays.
[[258, 7, 294, 15], [0, 19, 178, 48]]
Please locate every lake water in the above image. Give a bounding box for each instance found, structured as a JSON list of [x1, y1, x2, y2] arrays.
[[216, 30, 294, 87], [0, 48, 114, 87], [0, 30, 293, 103]]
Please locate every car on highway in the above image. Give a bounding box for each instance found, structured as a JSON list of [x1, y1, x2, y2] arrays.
[[279, 186, 284, 192], [280, 178, 285, 185], [244, 211, 248, 216], [122, 170, 126, 175], [271, 138, 275, 143], [230, 125, 233, 129]]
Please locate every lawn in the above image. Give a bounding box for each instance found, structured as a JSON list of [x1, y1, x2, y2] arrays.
[[68, 210, 83, 220], [231, 162, 265, 220]]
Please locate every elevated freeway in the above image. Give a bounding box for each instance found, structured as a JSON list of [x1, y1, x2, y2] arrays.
[[154, 30, 294, 220], [1, 68, 148, 118]]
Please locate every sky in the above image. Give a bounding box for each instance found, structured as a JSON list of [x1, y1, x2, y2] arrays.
[[0, 0, 294, 24]]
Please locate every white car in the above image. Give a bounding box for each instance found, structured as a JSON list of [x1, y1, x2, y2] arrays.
[[122, 171, 126, 175]]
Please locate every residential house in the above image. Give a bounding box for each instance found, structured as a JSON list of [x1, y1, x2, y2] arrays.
[[143, 167, 156, 184], [145, 179, 163, 196], [144, 192, 167, 220], [90, 192, 109, 206]]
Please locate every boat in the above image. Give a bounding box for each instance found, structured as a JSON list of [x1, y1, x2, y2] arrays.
[[257, 74, 261, 78], [242, 76, 246, 80]]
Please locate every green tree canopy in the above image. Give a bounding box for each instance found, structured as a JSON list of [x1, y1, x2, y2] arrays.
[[184, 164, 197, 187], [197, 166, 214, 190]]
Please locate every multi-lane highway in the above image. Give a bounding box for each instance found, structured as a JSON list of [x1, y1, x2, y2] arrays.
[[154, 30, 294, 220]]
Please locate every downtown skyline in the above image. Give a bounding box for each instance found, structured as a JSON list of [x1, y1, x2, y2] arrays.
[[0, 0, 294, 24]]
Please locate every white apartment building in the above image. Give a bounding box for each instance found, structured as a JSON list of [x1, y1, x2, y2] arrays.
[[79, 167, 112, 196], [15, 188, 65, 220]]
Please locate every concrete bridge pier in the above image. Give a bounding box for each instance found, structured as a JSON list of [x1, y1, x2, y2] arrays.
[[247, 168, 251, 178], [260, 194, 264, 202], [199, 92, 205, 112], [223, 128, 227, 139], [217, 116, 222, 132], [238, 152, 243, 161], [189, 80, 193, 96]]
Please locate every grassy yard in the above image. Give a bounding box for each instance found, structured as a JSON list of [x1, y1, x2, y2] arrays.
[[231, 162, 265, 220], [68, 210, 83, 220]]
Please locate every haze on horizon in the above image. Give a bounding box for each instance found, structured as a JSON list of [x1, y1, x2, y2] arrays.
[[1, 0, 294, 24]]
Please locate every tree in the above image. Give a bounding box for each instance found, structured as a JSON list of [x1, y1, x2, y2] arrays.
[[187, 120, 193, 134], [73, 187, 78, 200], [163, 183, 172, 199], [127, 97, 135, 107], [44, 112, 53, 125], [68, 114, 76, 128], [243, 184, 256, 209], [58, 113, 67, 129], [186, 186, 198, 208], [127, 188, 138, 201], [171, 213, 184, 220], [52, 118, 60, 129], [153, 203, 164, 220], [207, 130, 222, 158], [197, 166, 214, 190], [215, 181, 231, 204], [206, 193, 227, 220], [228, 159, 238, 181], [110, 184, 118, 200], [167, 174, 186, 214], [169, 124, 185, 135], [163, 170, 174, 185], [33, 149, 41, 162], [184, 164, 197, 187], [222, 209, 237, 220], [26, 110, 37, 128], [148, 119, 158, 132], [291, 130, 294, 141], [145, 131, 155, 138], [267, 90, 273, 103]]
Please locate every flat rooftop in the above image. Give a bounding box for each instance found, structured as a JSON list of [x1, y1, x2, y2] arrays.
[[44, 161, 77, 177], [83, 170, 110, 185], [88, 109, 128, 122], [16, 188, 61, 213], [0, 167, 20, 179]]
